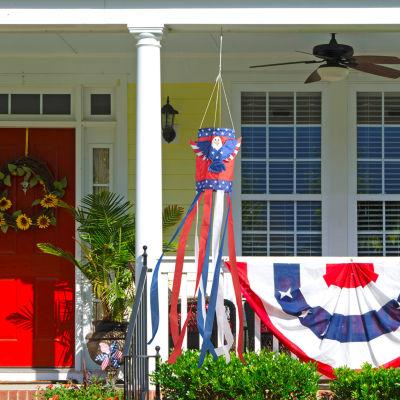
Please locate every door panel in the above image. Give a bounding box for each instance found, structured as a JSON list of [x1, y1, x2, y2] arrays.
[[0, 128, 75, 367]]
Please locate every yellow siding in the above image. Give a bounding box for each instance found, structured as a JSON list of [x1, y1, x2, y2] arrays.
[[127, 83, 219, 253]]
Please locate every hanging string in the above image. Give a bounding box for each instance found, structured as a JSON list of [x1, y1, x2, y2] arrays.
[[199, 31, 235, 131], [25, 128, 29, 156]]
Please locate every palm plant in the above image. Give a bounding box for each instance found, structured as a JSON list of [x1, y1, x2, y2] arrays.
[[37, 191, 184, 323], [38, 191, 135, 322]]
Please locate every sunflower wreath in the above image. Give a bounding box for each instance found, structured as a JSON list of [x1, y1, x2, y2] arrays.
[[0, 156, 67, 233]]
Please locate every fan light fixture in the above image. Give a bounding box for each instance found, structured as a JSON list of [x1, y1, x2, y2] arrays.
[[317, 65, 349, 82]]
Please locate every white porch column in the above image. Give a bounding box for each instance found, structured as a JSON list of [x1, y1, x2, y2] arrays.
[[130, 27, 164, 279]]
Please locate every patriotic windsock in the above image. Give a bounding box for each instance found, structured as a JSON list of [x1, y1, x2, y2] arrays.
[[148, 127, 244, 367]]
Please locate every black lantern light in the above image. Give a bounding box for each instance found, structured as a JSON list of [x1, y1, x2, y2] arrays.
[[161, 96, 179, 143]]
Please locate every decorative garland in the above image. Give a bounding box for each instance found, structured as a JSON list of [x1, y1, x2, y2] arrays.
[[0, 156, 67, 233]]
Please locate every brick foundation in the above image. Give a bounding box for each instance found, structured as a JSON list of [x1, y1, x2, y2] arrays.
[[0, 391, 37, 400]]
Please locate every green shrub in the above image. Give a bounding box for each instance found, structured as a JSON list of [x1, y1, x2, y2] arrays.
[[151, 350, 319, 400], [35, 377, 122, 400], [330, 362, 400, 400]]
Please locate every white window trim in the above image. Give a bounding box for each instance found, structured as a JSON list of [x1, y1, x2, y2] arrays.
[[232, 83, 329, 256]]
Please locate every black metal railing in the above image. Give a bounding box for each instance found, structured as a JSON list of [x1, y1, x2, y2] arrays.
[[123, 246, 161, 400]]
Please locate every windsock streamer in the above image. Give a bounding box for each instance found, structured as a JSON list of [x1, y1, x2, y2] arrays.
[[149, 127, 243, 366]]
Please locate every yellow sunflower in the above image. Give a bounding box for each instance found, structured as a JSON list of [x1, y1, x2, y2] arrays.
[[0, 216, 5, 227], [0, 197, 12, 212], [16, 214, 32, 230], [37, 215, 50, 229], [40, 194, 58, 208]]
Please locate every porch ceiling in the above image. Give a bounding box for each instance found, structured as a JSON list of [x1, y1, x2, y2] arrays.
[[0, 31, 399, 60]]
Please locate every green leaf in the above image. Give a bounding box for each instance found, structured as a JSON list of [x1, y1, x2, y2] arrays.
[[12, 210, 22, 217], [0, 171, 4, 180], [4, 175, 11, 186], [1, 224, 8, 233], [55, 189, 65, 198], [57, 199, 74, 212], [32, 198, 41, 206], [24, 170, 32, 180], [0, 189, 8, 198], [29, 177, 38, 188], [54, 181, 62, 189], [60, 177, 67, 188], [16, 167, 24, 176], [7, 164, 17, 173], [50, 217, 57, 226]]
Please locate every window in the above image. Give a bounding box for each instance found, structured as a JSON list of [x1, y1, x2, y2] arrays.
[[91, 146, 112, 194], [357, 92, 400, 255], [91, 94, 111, 115], [4, 93, 71, 115], [241, 91, 322, 256]]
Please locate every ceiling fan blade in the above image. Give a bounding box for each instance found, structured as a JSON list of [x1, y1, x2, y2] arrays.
[[296, 50, 325, 59], [304, 68, 321, 84], [350, 63, 400, 79], [351, 55, 400, 64], [249, 60, 322, 69]]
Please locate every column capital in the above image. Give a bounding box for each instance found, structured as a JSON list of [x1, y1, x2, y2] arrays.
[[128, 26, 164, 43]]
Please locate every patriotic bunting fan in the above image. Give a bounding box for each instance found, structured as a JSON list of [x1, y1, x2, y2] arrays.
[[230, 258, 400, 378], [149, 34, 245, 366]]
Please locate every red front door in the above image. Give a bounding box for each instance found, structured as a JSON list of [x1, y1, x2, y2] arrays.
[[0, 128, 75, 367]]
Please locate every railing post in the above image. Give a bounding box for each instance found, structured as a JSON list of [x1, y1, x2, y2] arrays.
[[155, 346, 161, 400]]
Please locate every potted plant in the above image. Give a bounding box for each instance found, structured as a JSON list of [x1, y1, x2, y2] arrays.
[[37, 191, 183, 364]]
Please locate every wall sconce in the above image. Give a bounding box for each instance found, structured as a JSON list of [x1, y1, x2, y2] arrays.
[[161, 96, 179, 143]]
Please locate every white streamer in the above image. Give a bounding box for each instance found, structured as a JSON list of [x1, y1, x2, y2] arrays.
[[212, 190, 234, 361]]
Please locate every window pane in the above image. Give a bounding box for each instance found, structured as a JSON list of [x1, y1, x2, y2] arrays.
[[385, 202, 400, 230], [242, 233, 267, 256], [242, 201, 268, 231], [358, 201, 383, 231], [241, 92, 266, 124], [270, 234, 294, 256], [0, 94, 8, 114], [93, 148, 110, 185], [297, 201, 321, 231], [269, 127, 294, 158], [93, 186, 109, 194], [357, 161, 382, 193], [357, 92, 382, 124], [296, 161, 321, 194], [385, 127, 400, 159], [297, 234, 322, 256], [357, 127, 382, 159], [358, 234, 383, 256], [296, 92, 321, 125], [242, 161, 266, 194], [43, 94, 71, 115], [384, 161, 400, 194], [269, 161, 293, 194], [11, 94, 40, 114], [384, 93, 400, 124], [241, 126, 266, 159], [296, 126, 321, 158], [386, 235, 400, 255], [269, 92, 293, 124], [270, 201, 294, 231], [91, 94, 111, 115]]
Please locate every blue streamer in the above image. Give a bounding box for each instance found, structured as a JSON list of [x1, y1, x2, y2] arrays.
[[148, 191, 202, 345], [197, 191, 214, 339], [198, 195, 231, 367]]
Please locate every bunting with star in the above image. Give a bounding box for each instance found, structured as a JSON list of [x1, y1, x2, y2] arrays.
[[227, 258, 400, 378]]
